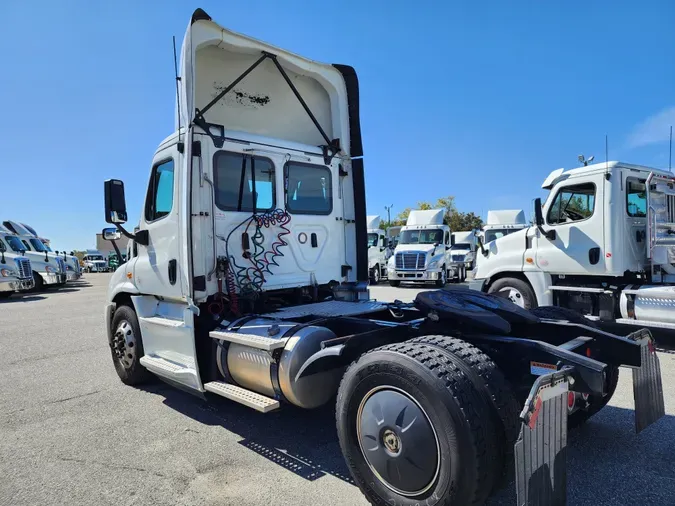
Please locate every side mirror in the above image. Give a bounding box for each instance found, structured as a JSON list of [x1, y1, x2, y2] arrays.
[[104, 179, 128, 224], [0, 240, 5, 252], [534, 198, 556, 240], [450, 235, 456, 247], [102, 227, 122, 241]]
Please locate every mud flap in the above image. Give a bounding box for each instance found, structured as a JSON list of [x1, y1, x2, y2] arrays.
[[628, 329, 665, 433], [514, 368, 573, 506]]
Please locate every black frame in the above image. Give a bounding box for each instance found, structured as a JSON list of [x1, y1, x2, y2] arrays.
[[546, 182, 597, 226], [284, 161, 333, 215], [144, 158, 175, 223], [212, 151, 276, 213]]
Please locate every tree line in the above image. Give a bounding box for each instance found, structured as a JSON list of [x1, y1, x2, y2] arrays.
[[383, 196, 483, 232]]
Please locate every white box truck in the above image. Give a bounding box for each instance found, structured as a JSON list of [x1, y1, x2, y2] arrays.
[[366, 215, 392, 284], [387, 209, 455, 286], [99, 10, 664, 506]]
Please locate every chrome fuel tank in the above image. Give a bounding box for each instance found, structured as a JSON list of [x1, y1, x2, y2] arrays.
[[620, 285, 675, 324], [221, 318, 344, 409]]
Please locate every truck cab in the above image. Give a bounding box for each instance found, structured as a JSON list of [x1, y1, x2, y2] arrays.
[[0, 225, 65, 290], [366, 215, 392, 284], [0, 236, 35, 298], [480, 209, 527, 244], [82, 251, 108, 273], [472, 161, 675, 330], [387, 209, 453, 286], [450, 230, 477, 271]]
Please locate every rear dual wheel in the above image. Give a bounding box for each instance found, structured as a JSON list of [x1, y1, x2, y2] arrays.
[[337, 340, 511, 505]]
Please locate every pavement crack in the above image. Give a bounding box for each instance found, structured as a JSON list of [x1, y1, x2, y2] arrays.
[[57, 457, 167, 477], [47, 390, 102, 404]]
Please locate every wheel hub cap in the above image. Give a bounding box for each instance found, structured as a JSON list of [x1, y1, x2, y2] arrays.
[[112, 321, 136, 369], [501, 287, 525, 307], [357, 387, 440, 496]]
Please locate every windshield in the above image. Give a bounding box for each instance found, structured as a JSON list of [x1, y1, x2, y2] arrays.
[[452, 243, 471, 250], [367, 233, 379, 247], [484, 228, 517, 243], [400, 229, 444, 245], [4, 235, 26, 252], [88, 255, 104, 261], [29, 238, 48, 252]]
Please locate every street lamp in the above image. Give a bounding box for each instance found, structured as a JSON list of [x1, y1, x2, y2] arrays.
[[384, 205, 393, 225]]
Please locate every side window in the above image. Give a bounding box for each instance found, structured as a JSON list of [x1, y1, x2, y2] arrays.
[[547, 183, 596, 225], [145, 159, 175, 222], [626, 178, 647, 217], [213, 152, 275, 212], [21, 240, 31, 250], [286, 162, 332, 215]]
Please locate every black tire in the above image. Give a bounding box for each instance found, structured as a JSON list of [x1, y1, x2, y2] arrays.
[[370, 264, 380, 285], [32, 271, 44, 292], [487, 277, 536, 309], [110, 304, 153, 385], [336, 342, 495, 506], [409, 335, 520, 489], [435, 266, 447, 287], [389, 280, 401, 287], [0, 292, 13, 299], [529, 306, 619, 427]]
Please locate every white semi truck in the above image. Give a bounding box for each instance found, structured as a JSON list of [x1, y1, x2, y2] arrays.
[[387, 209, 459, 286], [481, 209, 527, 244], [15, 222, 82, 281], [100, 10, 664, 506], [0, 224, 66, 290], [450, 230, 477, 271], [366, 215, 392, 284], [0, 239, 35, 298], [471, 160, 675, 336], [82, 250, 108, 273]]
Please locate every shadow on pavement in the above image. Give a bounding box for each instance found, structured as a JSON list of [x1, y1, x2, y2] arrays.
[[139, 384, 674, 504], [0, 294, 47, 303], [140, 382, 354, 485]]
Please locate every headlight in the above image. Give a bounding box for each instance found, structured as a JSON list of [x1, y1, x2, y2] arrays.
[[1, 268, 18, 277], [428, 260, 439, 269], [388, 257, 395, 267], [45, 265, 56, 273]]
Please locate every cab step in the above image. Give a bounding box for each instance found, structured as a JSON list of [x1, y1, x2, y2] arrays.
[[209, 330, 288, 351], [139, 355, 202, 390], [204, 381, 280, 413]]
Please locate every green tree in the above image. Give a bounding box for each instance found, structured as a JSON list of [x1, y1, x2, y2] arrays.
[[448, 211, 483, 231]]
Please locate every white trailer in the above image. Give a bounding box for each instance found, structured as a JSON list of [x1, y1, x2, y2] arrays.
[[480, 209, 527, 244], [99, 10, 664, 506], [471, 160, 675, 337], [387, 209, 460, 286], [366, 215, 392, 284]]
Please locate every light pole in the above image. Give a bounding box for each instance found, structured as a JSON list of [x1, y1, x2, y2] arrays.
[[384, 204, 393, 226]]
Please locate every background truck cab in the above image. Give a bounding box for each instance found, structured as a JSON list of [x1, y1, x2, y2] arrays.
[[366, 215, 392, 284], [83, 250, 108, 273], [0, 238, 34, 298], [387, 209, 453, 286], [480, 209, 527, 244], [450, 230, 477, 271]]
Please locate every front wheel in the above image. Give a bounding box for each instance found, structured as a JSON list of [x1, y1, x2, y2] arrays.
[[0, 292, 13, 299], [488, 277, 536, 309], [110, 305, 153, 385], [32, 271, 44, 292], [337, 343, 496, 506], [370, 264, 381, 285], [389, 280, 401, 287], [435, 266, 447, 287]]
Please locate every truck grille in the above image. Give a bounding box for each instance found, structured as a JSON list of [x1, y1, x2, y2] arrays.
[[15, 258, 32, 279], [56, 257, 66, 273], [395, 252, 426, 270], [452, 254, 466, 262]]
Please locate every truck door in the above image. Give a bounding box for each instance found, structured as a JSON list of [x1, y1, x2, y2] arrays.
[[536, 175, 606, 276], [133, 143, 184, 300]]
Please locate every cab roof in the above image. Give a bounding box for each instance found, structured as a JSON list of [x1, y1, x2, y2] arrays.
[[542, 161, 673, 189]]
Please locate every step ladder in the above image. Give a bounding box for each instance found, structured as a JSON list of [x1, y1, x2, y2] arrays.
[[647, 172, 675, 281], [203, 381, 280, 413]]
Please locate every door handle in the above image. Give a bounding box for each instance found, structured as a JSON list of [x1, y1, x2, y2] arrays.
[[589, 247, 600, 265], [311, 233, 318, 248], [168, 259, 177, 285]]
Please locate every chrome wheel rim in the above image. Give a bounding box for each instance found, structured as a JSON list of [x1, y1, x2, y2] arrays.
[[112, 320, 137, 369], [373, 267, 380, 283], [356, 386, 440, 497], [501, 287, 525, 308]]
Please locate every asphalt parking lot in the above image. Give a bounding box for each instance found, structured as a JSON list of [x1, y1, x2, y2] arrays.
[[1, 274, 674, 506]]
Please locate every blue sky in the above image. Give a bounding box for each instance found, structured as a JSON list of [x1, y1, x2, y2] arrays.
[[1, 1, 673, 251]]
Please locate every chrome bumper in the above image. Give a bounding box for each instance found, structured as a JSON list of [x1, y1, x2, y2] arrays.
[[42, 273, 67, 285], [388, 269, 441, 281], [5, 278, 35, 292], [66, 272, 82, 281]]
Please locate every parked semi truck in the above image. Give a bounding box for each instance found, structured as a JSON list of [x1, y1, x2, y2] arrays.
[[2, 220, 81, 281], [481, 209, 527, 244], [101, 10, 664, 506], [366, 215, 392, 284], [0, 224, 66, 290], [387, 209, 461, 286], [82, 250, 108, 273], [471, 161, 675, 336], [0, 238, 34, 298], [450, 230, 477, 271]]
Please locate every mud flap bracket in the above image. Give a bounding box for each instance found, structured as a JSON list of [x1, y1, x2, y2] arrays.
[[628, 329, 665, 433], [515, 367, 573, 506]]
